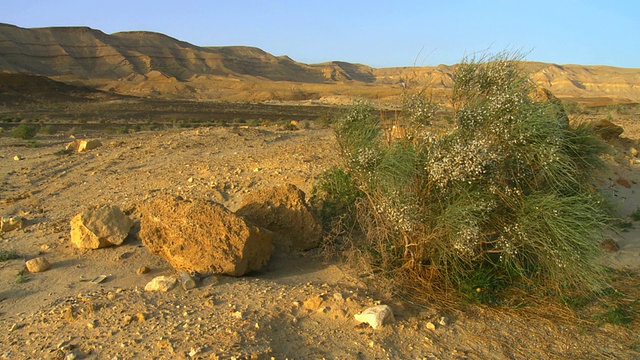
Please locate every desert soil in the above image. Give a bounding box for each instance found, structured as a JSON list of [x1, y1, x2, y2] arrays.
[[1, 119, 639, 359]]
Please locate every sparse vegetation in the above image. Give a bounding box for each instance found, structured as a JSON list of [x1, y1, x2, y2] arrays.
[[40, 124, 58, 135], [0, 249, 19, 261], [16, 269, 29, 283], [11, 123, 38, 140], [317, 52, 612, 302]]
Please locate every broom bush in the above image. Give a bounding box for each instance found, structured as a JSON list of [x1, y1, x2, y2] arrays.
[[316, 52, 611, 301]]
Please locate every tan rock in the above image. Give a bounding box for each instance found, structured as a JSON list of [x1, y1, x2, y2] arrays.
[[26, 257, 51, 273], [144, 276, 177, 292], [70, 205, 133, 249], [236, 184, 322, 252], [65, 139, 103, 153], [139, 195, 274, 276], [593, 119, 624, 141], [136, 266, 150, 275], [1, 215, 24, 232]]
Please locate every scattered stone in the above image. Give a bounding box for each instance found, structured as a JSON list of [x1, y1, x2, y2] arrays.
[[13, 155, 23, 161], [426, 322, 436, 330], [180, 270, 196, 290], [144, 276, 177, 292], [593, 119, 624, 141], [333, 292, 344, 302], [1, 215, 24, 232], [90, 275, 107, 284], [136, 266, 150, 275], [70, 205, 133, 249], [139, 195, 274, 276], [631, 147, 639, 157], [65, 139, 103, 153], [354, 305, 395, 329], [439, 316, 448, 326], [65, 352, 77, 360], [236, 184, 323, 252], [9, 322, 24, 332], [616, 177, 632, 188], [25, 257, 51, 273], [303, 295, 324, 311]]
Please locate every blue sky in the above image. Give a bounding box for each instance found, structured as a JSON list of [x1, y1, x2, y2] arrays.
[[1, 0, 638, 68]]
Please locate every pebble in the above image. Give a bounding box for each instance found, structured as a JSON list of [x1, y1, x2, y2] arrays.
[[426, 322, 436, 330], [25, 257, 51, 273], [439, 316, 448, 326], [136, 266, 150, 275]]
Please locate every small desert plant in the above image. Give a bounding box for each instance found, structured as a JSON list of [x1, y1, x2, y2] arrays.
[[319, 52, 612, 302], [0, 250, 19, 261], [16, 269, 29, 283], [11, 123, 38, 140], [40, 124, 58, 135]]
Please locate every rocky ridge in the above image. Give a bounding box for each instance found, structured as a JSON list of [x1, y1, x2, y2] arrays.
[[1, 23, 639, 103]]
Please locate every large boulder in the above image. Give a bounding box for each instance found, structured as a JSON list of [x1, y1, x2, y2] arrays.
[[139, 195, 274, 276], [70, 205, 133, 249], [236, 184, 323, 252]]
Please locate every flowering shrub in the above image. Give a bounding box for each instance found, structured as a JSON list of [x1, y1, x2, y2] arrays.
[[322, 53, 611, 301]]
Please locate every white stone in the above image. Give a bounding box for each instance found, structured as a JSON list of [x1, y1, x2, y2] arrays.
[[354, 305, 394, 329], [144, 276, 177, 292]]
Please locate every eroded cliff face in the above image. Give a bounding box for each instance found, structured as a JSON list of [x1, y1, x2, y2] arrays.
[[1, 23, 638, 103]]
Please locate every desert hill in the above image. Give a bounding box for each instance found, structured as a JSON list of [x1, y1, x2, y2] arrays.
[[1, 23, 639, 104]]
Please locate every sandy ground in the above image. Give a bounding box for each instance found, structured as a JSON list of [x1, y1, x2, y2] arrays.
[[0, 123, 639, 359]]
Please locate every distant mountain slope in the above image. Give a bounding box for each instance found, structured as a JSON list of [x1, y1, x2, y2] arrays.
[[1, 23, 639, 104]]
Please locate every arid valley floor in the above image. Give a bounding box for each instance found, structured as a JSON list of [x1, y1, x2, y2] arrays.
[[0, 99, 639, 359]]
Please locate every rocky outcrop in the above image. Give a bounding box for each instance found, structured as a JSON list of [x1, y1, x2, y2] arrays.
[[2, 24, 640, 103], [593, 119, 624, 140], [139, 195, 274, 276], [65, 139, 103, 152], [236, 184, 323, 252], [70, 205, 133, 249]]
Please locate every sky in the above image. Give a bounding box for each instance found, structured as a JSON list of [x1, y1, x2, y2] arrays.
[[1, 0, 638, 68]]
